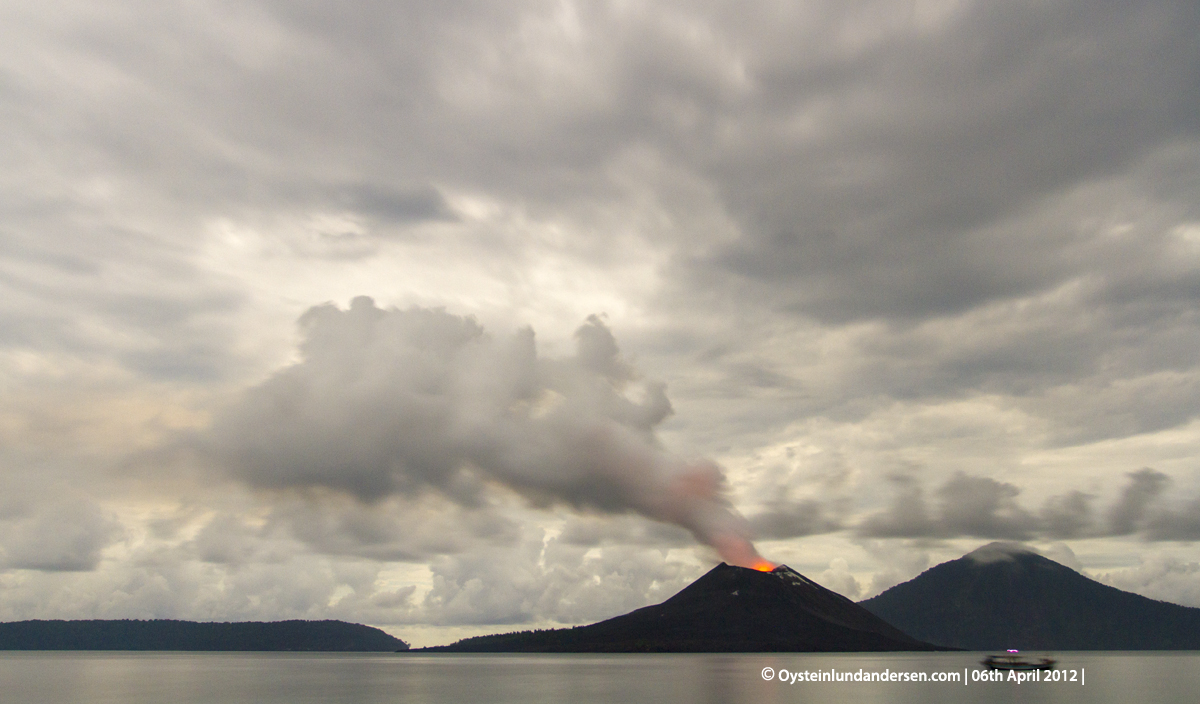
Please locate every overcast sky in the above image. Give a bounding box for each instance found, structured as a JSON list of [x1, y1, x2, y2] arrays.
[[3, 0, 1200, 647]]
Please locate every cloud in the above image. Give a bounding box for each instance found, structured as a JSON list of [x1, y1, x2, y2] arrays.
[[0, 499, 121, 572], [0, 505, 702, 631], [815, 557, 861, 599], [1041, 542, 1083, 572], [747, 499, 842, 540], [856, 469, 1199, 542], [415, 534, 698, 626], [1039, 491, 1095, 539], [856, 475, 936, 538], [332, 183, 456, 226], [856, 539, 933, 599], [1142, 498, 1200, 541], [963, 541, 1038, 564], [266, 494, 524, 562], [696, 1, 1200, 323], [1107, 468, 1169, 535], [1099, 556, 1200, 608], [192, 297, 767, 566], [557, 514, 694, 548], [934, 473, 1036, 540]]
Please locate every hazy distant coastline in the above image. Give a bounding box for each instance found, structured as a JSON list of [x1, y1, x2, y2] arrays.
[[0, 619, 408, 651]]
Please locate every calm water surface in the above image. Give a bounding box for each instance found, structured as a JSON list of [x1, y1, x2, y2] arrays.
[[1, 651, 1195, 703]]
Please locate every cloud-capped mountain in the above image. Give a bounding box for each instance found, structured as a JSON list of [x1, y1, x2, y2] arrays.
[[860, 542, 1200, 650]]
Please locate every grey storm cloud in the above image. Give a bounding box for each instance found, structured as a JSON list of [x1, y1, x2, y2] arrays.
[[855, 472, 1036, 539], [1143, 501, 1200, 542], [4, 0, 1200, 631], [183, 496, 522, 566], [270, 497, 524, 563], [856, 475, 936, 539], [934, 474, 1037, 540], [857, 469, 1200, 542], [557, 514, 694, 549], [1107, 468, 1170, 535], [195, 297, 769, 567], [1040, 491, 1095, 540], [343, 184, 456, 225], [0, 499, 121, 572], [698, 0, 1200, 323], [3, 0, 1200, 430], [747, 499, 843, 540]]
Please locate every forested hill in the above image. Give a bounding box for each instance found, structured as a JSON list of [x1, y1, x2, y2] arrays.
[[860, 542, 1200, 650], [0, 619, 408, 651]]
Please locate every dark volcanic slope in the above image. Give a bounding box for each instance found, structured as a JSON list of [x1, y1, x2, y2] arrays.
[[0, 619, 409, 651], [423, 563, 942, 652], [860, 542, 1200, 651]]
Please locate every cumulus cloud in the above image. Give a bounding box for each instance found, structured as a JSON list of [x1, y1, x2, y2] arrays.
[[1142, 498, 1200, 541], [557, 514, 694, 548], [859, 472, 1041, 541], [857, 469, 1200, 542], [856, 475, 936, 538], [1039, 491, 1095, 539], [194, 297, 767, 567], [699, 0, 1200, 324], [267, 495, 523, 562], [0, 513, 699, 633], [748, 499, 842, 540], [415, 535, 697, 627], [815, 557, 861, 599], [857, 540, 933, 599], [0, 499, 121, 572], [1041, 542, 1083, 572], [935, 474, 1037, 540], [1099, 556, 1200, 608], [1107, 468, 1169, 535]]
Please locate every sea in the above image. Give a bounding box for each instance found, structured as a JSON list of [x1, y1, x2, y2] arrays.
[[1, 651, 1195, 703]]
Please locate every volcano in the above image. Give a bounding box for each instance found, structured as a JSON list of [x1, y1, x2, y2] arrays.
[[859, 542, 1200, 650], [419, 563, 942, 652]]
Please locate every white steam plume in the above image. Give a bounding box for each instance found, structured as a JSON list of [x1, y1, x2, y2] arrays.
[[197, 297, 768, 568]]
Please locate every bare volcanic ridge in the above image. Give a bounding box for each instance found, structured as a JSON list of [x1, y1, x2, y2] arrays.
[[419, 563, 943, 652]]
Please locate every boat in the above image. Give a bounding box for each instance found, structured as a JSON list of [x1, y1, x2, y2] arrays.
[[981, 650, 1055, 671]]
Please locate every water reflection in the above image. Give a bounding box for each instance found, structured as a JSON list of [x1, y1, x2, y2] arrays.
[[0, 651, 1196, 704]]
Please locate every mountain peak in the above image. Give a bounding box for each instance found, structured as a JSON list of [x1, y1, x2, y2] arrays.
[[423, 561, 943, 652], [769, 564, 821, 588], [861, 545, 1200, 650], [711, 562, 810, 583], [963, 541, 1040, 563]]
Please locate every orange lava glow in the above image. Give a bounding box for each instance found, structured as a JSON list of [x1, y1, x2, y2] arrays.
[[752, 560, 775, 572]]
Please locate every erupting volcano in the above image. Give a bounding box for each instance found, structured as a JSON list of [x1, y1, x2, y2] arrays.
[[418, 562, 944, 653]]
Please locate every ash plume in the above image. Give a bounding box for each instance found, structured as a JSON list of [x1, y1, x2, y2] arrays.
[[198, 297, 766, 567]]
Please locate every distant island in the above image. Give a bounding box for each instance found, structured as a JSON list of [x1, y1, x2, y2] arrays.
[[415, 563, 945, 653], [16, 542, 1193, 653], [0, 619, 408, 651], [861, 542, 1200, 651]]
